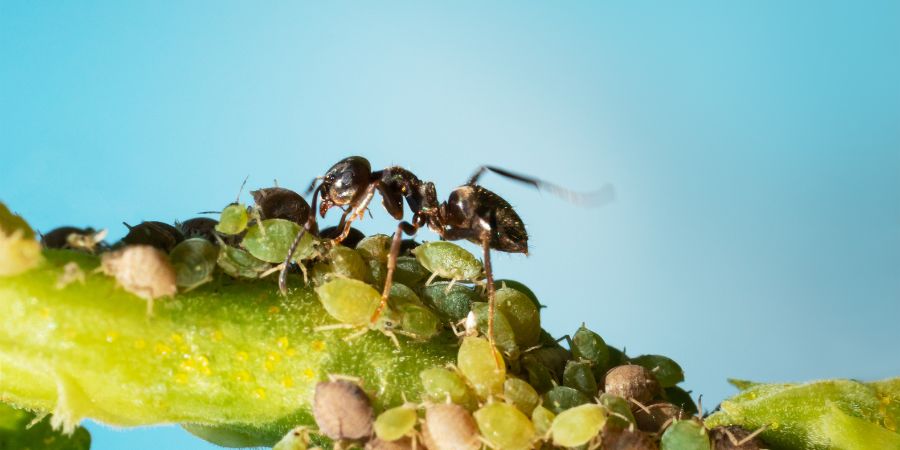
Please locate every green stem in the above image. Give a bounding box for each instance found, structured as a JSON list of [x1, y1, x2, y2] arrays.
[[0, 250, 456, 445]]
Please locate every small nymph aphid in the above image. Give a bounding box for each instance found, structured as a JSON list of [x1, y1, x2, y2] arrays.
[[101, 245, 177, 315], [313, 379, 374, 441]]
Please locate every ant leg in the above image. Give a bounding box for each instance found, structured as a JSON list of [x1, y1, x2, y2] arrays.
[[278, 227, 308, 296], [372, 221, 418, 324], [480, 232, 497, 350], [333, 183, 378, 245]]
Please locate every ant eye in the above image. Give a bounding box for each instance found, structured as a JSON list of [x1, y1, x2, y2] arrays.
[[324, 157, 371, 205]]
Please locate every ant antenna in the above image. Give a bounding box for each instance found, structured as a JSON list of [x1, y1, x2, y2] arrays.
[[467, 166, 616, 207], [305, 176, 323, 196]]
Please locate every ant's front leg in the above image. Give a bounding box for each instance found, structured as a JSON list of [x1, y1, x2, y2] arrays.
[[279, 227, 308, 295], [372, 220, 420, 324]]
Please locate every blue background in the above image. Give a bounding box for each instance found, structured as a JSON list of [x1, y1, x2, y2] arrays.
[[2, 2, 898, 448]]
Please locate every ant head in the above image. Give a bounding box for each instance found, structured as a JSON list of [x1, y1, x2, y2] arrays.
[[319, 156, 372, 215]]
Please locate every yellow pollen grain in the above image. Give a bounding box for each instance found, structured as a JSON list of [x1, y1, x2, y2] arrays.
[[253, 388, 266, 399], [211, 330, 223, 342], [134, 339, 147, 349], [40, 307, 50, 318], [282, 377, 294, 388], [170, 333, 184, 344], [286, 348, 297, 356], [303, 368, 315, 380], [311, 340, 326, 352], [770, 422, 780, 430], [276, 336, 289, 349], [174, 373, 189, 384], [236, 351, 249, 362], [268, 306, 280, 314], [155, 343, 173, 357], [235, 370, 252, 382], [267, 352, 282, 363], [105, 331, 119, 343], [181, 359, 196, 371]]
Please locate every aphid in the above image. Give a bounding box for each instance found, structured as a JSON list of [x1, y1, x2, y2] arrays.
[[355, 234, 392, 263], [494, 287, 541, 347], [521, 355, 555, 394], [0, 224, 42, 276], [422, 403, 480, 450], [664, 386, 699, 416], [457, 337, 505, 401], [632, 402, 690, 434], [313, 379, 374, 441], [310, 246, 369, 285], [273, 426, 310, 450], [563, 360, 599, 396], [169, 238, 219, 290], [243, 219, 316, 264], [395, 302, 441, 340], [495, 279, 542, 309], [473, 402, 536, 450], [315, 278, 381, 327], [572, 325, 611, 379], [320, 225, 366, 249], [365, 436, 414, 450], [549, 403, 607, 448], [41, 226, 107, 252], [101, 245, 177, 315], [420, 367, 476, 410], [293, 156, 603, 352], [472, 303, 519, 359], [531, 405, 555, 437], [630, 354, 686, 388], [420, 282, 483, 322], [176, 217, 219, 242], [412, 241, 483, 283], [542, 386, 590, 414], [373, 404, 418, 442], [122, 221, 184, 252], [503, 378, 540, 416], [251, 187, 311, 224], [659, 419, 711, 450], [215, 204, 250, 235], [708, 425, 767, 450], [601, 428, 658, 450], [598, 393, 637, 429], [216, 244, 272, 279], [604, 364, 662, 405]]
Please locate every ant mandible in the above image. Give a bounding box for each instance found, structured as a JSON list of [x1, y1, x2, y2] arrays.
[[281, 156, 607, 350]]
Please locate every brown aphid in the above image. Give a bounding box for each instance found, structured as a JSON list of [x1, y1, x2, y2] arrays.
[[601, 427, 658, 450], [177, 217, 219, 242], [251, 187, 311, 225], [604, 364, 661, 405], [41, 226, 100, 250], [320, 226, 366, 248], [632, 402, 690, 434], [313, 380, 374, 441], [101, 245, 177, 314], [709, 425, 767, 450], [365, 436, 414, 450], [422, 403, 480, 450]]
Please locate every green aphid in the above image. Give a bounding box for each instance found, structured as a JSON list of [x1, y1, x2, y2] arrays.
[[373, 405, 417, 442], [420, 282, 483, 321], [388, 282, 424, 307], [664, 386, 698, 416], [549, 404, 607, 448], [572, 325, 610, 378], [420, 367, 477, 410], [472, 302, 519, 359], [215, 204, 249, 235], [217, 245, 271, 279], [457, 337, 505, 401], [542, 386, 591, 414], [495, 287, 541, 347], [311, 246, 369, 284], [660, 420, 711, 450], [473, 403, 536, 450], [169, 238, 219, 290], [413, 241, 483, 281], [355, 234, 391, 263], [397, 303, 441, 340], [631, 354, 685, 388], [366, 260, 387, 290], [315, 278, 380, 326], [272, 427, 309, 450], [521, 355, 556, 394], [607, 345, 630, 368], [393, 256, 430, 286], [495, 279, 542, 310], [243, 219, 316, 264], [531, 405, 556, 437], [598, 393, 636, 429], [563, 360, 599, 396], [528, 346, 572, 381], [504, 377, 540, 416]]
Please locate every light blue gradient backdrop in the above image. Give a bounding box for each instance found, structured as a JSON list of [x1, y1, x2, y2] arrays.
[[2, 2, 898, 449]]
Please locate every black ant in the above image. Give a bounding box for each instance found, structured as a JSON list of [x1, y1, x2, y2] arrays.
[[281, 156, 609, 349]]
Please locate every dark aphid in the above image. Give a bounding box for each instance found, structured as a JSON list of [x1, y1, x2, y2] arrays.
[[422, 403, 480, 450], [121, 221, 184, 252], [313, 380, 373, 441], [320, 225, 366, 248], [251, 187, 311, 225], [420, 282, 483, 321], [563, 360, 599, 396], [521, 354, 555, 394], [709, 425, 767, 450], [601, 427, 658, 450], [41, 226, 106, 252], [631, 354, 685, 388], [495, 278, 542, 309], [632, 402, 691, 434], [664, 386, 699, 416], [542, 386, 591, 414], [176, 217, 219, 242], [608, 345, 630, 367], [604, 365, 662, 405], [398, 239, 419, 256]]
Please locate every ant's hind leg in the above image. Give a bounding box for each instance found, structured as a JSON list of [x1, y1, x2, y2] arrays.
[[372, 221, 418, 324], [278, 227, 307, 296]]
